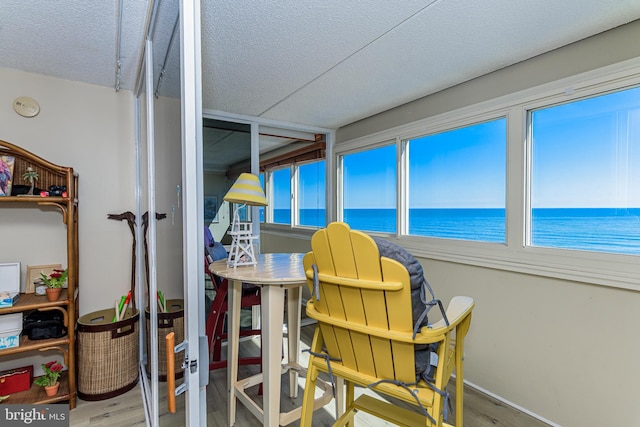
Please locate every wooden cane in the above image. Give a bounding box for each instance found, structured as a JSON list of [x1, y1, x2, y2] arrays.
[[107, 211, 137, 309]]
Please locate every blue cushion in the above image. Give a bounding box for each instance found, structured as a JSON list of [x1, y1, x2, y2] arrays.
[[372, 237, 437, 382], [207, 242, 228, 262]]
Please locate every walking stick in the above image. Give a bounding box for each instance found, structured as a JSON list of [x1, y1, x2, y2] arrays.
[[107, 212, 137, 309]]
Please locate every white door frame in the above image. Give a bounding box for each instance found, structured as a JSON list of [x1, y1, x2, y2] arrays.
[[134, 1, 204, 426], [180, 0, 206, 426], [134, 38, 161, 427]]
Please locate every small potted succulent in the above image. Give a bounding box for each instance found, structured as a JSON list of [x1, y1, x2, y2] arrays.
[[40, 268, 68, 301], [34, 360, 64, 396]]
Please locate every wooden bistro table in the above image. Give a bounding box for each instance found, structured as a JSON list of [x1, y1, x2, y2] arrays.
[[209, 253, 332, 427]]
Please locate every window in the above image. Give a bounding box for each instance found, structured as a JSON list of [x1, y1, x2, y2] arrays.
[[264, 159, 327, 228], [298, 160, 326, 227], [407, 118, 507, 242], [529, 86, 640, 255], [334, 64, 640, 289], [271, 167, 291, 224], [342, 145, 396, 233], [236, 204, 249, 221]]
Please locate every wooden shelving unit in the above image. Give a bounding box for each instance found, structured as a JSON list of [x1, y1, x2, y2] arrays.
[[0, 140, 79, 409]]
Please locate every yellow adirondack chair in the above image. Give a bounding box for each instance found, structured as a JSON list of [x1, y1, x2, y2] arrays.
[[300, 222, 474, 427]]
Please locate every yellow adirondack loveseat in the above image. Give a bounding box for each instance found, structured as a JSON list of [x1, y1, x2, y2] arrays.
[[300, 222, 474, 426]]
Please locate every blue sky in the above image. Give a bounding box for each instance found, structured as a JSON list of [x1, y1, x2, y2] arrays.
[[271, 168, 291, 210], [298, 161, 325, 209], [532, 86, 640, 208], [407, 119, 506, 209], [341, 120, 506, 209], [343, 146, 397, 209], [272, 86, 640, 210]]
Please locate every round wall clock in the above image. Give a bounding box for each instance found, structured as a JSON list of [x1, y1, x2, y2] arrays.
[[13, 96, 40, 118]]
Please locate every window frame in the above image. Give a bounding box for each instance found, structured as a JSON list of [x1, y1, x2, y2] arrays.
[[333, 58, 640, 291], [264, 157, 329, 230]]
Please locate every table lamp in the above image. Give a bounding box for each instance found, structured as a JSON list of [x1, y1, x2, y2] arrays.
[[223, 172, 267, 267]]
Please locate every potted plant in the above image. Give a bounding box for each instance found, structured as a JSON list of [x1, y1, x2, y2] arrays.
[[34, 360, 64, 396], [40, 268, 68, 301]]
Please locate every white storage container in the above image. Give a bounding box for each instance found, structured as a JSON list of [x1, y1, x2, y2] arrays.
[[0, 262, 20, 307], [0, 313, 22, 349]]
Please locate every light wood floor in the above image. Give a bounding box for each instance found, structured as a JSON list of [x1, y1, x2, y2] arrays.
[[70, 323, 549, 427]]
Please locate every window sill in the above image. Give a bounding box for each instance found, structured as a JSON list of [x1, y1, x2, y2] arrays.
[[400, 237, 640, 292], [263, 225, 640, 291]]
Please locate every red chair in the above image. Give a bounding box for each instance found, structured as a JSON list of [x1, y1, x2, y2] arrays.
[[205, 256, 263, 371]]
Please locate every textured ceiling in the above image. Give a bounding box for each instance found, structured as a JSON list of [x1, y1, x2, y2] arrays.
[[2, 0, 640, 132], [202, 0, 640, 129], [1, 1, 148, 91]]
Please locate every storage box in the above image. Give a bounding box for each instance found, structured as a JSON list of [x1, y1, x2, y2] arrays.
[[0, 365, 33, 395], [0, 262, 20, 307], [0, 313, 23, 349]]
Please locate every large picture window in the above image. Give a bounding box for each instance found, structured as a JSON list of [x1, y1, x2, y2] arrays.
[[332, 65, 640, 289], [407, 118, 507, 242], [342, 145, 397, 233], [529, 86, 640, 255]]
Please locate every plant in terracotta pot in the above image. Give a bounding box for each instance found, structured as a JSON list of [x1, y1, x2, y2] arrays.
[[34, 360, 64, 396], [40, 268, 67, 301]]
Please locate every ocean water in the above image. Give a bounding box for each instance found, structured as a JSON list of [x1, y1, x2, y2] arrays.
[[273, 208, 640, 255]]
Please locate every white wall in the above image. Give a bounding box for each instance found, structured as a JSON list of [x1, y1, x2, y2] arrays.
[[263, 20, 640, 427], [0, 68, 137, 373], [0, 67, 138, 316], [426, 260, 640, 427], [0, 68, 185, 374]]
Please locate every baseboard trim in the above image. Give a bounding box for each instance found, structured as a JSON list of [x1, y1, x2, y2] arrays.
[[462, 379, 561, 427]]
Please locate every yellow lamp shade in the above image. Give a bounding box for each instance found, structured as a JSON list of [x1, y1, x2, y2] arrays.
[[224, 173, 267, 206]]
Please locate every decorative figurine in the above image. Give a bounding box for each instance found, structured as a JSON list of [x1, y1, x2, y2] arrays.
[[22, 166, 38, 196]]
